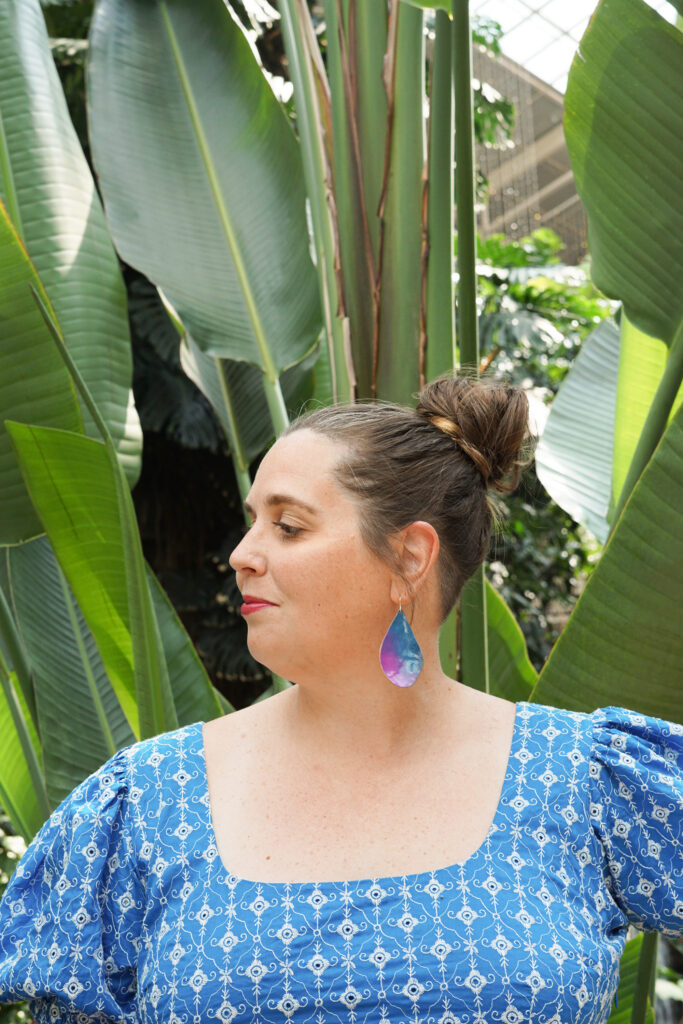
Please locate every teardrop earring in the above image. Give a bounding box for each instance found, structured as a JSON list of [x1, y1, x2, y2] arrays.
[[379, 600, 424, 688]]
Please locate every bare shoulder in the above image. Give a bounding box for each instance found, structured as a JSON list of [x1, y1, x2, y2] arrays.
[[447, 684, 518, 754]]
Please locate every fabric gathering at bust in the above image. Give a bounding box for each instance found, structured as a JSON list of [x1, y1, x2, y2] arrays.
[[0, 702, 681, 1024]]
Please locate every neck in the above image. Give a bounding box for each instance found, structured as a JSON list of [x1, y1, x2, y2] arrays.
[[279, 639, 462, 764]]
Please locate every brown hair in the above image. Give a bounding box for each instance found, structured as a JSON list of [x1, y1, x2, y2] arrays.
[[285, 376, 529, 620]]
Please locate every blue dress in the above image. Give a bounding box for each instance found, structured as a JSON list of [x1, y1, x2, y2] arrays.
[[0, 702, 681, 1024]]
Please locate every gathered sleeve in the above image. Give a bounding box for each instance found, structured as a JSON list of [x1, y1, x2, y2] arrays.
[[0, 744, 143, 1023], [589, 707, 683, 937]]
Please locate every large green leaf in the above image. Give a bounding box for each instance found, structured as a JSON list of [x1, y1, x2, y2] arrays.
[[182, 338, 317, 469], [88, 0, 321, 382], [532, 403, 683, 723], [0, 670, 43, 842], [147, 567, 226, 724], [1, 537, 222, 823], [607, 934, 655, 1024], [5, 425, 138, 732], [485, 582, 537, 703], [5, 420, 222, 737], [564, 0, 683, 344], [0, 202, 83, 544], [6, 537, 135, 808], [0, 0, 141, 486], [536, 318, 620, 544]]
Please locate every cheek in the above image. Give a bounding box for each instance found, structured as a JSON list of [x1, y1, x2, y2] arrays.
[[310, 537, 388, 605]]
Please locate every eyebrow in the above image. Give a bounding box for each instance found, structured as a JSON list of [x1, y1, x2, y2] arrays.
[[243, 493, 319, 518]]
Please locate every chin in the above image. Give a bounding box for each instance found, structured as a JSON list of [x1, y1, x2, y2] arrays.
[[246, 636, 291, 680]]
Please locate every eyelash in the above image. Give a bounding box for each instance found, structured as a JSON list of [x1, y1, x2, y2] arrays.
[[244, 516, 302, 540], [274, 522, 301, 539]]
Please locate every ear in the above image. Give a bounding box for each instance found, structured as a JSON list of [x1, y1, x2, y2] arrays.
[[389, 521, 440, 603]]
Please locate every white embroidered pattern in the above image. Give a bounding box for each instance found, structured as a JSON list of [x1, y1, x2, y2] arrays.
[[1, 704, 681, 1024]]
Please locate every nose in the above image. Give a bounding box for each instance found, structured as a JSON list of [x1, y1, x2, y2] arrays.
[[229, 528, 267, 578]]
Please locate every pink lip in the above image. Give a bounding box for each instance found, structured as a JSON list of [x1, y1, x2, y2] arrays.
[[241, 595, 277, 616]]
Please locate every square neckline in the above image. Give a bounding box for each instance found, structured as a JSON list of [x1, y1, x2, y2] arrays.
[[196, 700, 527, 890]]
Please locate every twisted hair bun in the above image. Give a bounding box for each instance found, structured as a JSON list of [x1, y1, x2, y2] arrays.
[[417, 377, 529, 492], [286, 376, 530, 618]]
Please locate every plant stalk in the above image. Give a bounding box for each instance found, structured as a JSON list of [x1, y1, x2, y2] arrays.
[[453, 0, 478, 370], [0, 571, 37, 725], [279, 0, 355, 403], [612, 318, 683, 526], [215, 359, 252, 506], [0, 649, 51, 828], [425, 6, 456, 384], [262, 374, 290, 438], [453, 0, 488, 692], [630, 932, 658, 1024]]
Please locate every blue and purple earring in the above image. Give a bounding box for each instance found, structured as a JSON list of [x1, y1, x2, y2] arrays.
[[379, 601, 423, 688]]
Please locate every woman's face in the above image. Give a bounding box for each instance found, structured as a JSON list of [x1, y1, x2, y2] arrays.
[[229, 429, 397, 682]]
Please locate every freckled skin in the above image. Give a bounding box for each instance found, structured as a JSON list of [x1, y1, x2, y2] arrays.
[[230, 430, 400, 687], [213, 428, 515, 883]]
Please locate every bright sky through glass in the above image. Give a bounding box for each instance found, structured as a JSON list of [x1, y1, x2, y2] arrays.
[[470, 0, 677, 93]]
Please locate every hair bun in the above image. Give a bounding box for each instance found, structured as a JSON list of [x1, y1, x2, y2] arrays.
[[416, 377, 529, 491]]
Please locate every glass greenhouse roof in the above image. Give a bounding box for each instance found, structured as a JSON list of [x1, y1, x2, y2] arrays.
[[470, 0, 677, 93]]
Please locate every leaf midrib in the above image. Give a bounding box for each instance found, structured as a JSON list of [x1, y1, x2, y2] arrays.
[[0, 106, 23, 238], [159, 2, 277, 383]]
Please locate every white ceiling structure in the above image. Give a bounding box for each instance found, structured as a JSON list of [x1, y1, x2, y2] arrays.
[[470, 0, 677, 93]]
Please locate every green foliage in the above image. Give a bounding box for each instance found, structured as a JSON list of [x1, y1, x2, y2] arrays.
[[491, 474, 600, 670], [469, 228, 611, 669], [471, 15, 504, 55], [476, 230, 613, 393], [475, 227, 563, 268]]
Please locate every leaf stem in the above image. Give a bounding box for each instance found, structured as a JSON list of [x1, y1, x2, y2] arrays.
[[453, 0, 478, 370], [425, 7, 455, 383], [630, 932, 658, 1024], [453, 0, 487, 692], [0, 562, 37, 725], [612, 317, 683, 525], [0, 650, 50, 830], [57, 565, 118, 758]]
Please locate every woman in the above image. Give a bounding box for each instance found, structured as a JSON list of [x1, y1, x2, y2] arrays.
[[0, 377, 681, 1024]]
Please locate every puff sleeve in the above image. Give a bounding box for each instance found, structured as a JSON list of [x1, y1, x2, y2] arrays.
[[590, 707, 683, 937], [0, 744, 143, 1023]]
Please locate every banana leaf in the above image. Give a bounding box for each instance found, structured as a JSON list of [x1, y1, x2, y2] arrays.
[[0, 202, 82, 544], [5, 410, 186, 744], [1, 534, 223, 828], [611, 313, 683, 518], [0, 0, 141, 492], [485, 581, 536, 703], [536, 318, 620, 544], [0, 669, 44, 842], [88, 0, 321, 395], [564, 0, 683, 346], [6, 537, 135, 809], [532, 403, 683, 723], [606, 934, 656, 1024]]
